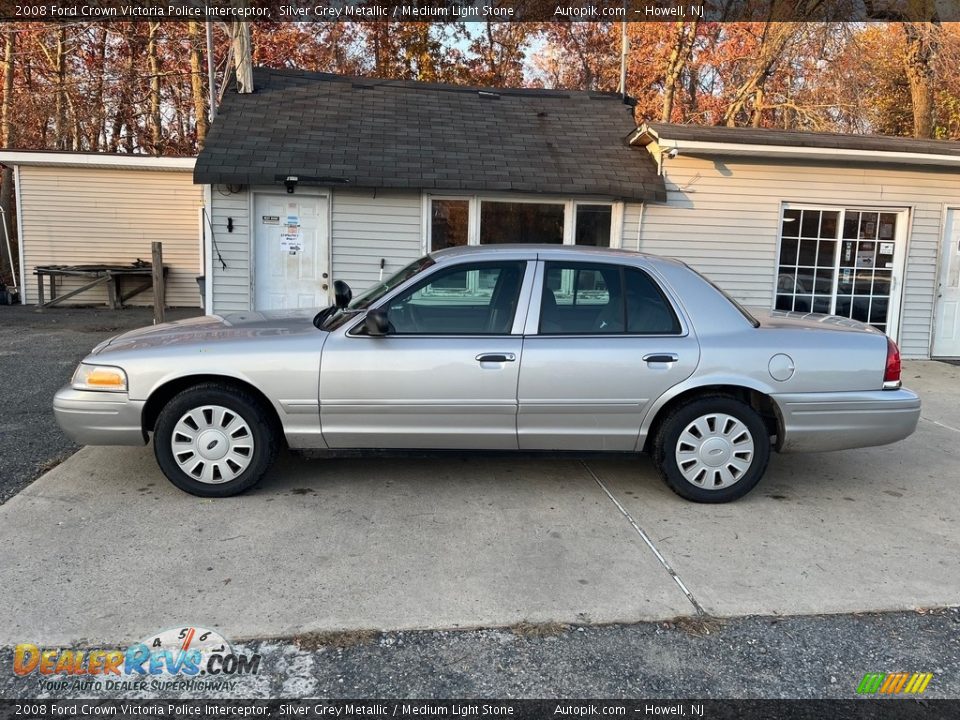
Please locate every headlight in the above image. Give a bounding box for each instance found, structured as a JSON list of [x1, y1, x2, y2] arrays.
[[71, 363, 128, 392]]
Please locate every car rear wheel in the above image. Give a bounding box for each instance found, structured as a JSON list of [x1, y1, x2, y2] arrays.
[[154, 383, 279, 497], [653, 396, 771, 503]]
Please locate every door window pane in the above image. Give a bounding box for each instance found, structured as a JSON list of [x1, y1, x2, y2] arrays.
[[781, 209, 801, 238], [820, 211, 839, 238], [797, 240, 818, 266], [539, 263, 679, 335], [800, 210, 821, 238], [430, 199, 468, 252], [625, 268, 682, 334], [575, 205, 612, 246], [480, 202, 563, 244], [779, 238, 799, 265], [384, 261, 526, 335]]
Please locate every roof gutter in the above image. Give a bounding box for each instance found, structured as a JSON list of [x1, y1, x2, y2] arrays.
[[629, 127, 960, 169], [0, 151, 196, 171]]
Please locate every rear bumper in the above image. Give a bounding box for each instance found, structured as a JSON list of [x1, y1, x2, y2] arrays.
[[53, 386, 147, 446], [772, 388, 921, 453]]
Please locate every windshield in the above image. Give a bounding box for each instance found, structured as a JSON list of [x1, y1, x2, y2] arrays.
[[348, 255, 436, 310]]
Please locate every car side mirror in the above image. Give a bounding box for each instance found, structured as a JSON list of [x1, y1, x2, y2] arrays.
[[365, 308, 390, 336], [333, 280, 352, 310]]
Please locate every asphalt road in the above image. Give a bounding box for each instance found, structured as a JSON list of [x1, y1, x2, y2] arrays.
[[2, 610, 958, 699], [0, 305, 201, 504]]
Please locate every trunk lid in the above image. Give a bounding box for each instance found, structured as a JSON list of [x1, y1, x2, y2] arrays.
[[748, 308, 883, 335]]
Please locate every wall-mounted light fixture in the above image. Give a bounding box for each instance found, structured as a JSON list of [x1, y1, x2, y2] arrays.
[[285, 176, 299, 194]]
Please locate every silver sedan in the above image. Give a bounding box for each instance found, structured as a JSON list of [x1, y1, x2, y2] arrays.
[[53, 245, 920, 502]]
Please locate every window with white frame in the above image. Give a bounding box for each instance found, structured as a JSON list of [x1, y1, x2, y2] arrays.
[[480, 201, 565, 244], [776, 206, 901, 335], [428, 196, 616, 252], [574, 205, 614, 246], [430, 199, 469, 251]]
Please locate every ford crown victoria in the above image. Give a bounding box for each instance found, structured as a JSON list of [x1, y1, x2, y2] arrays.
[[53, 245, 920, 502]]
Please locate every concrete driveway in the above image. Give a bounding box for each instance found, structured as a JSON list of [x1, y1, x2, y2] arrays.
[[1, 361, 957, 646]]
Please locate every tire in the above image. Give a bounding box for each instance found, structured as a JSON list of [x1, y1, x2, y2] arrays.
[[653, 396, 771, 503], [153, 383, 280, 497]]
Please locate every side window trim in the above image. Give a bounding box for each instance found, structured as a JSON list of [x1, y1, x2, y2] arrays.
[[523, 260, 686, 337]]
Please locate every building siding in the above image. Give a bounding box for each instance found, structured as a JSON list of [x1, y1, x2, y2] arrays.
[[19, 166, 202, 307], [639, 154, 957, 359], [208, 188, 252, 314], [331, 189, 423, 293]]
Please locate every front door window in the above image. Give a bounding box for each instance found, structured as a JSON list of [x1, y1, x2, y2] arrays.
[[776, 207, 902, 335], [382, 261, 527, 335]]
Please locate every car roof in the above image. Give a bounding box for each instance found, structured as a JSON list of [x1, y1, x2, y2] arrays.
[[430, 244, 684, 267]]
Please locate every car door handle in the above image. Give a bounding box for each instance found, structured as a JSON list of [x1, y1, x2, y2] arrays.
[[643, 353, 679, 363], [476, 353, 516, 363]]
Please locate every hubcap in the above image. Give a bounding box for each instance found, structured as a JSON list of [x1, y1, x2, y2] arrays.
[[675, 412, 754, 490], [171, 405, 254, 484]]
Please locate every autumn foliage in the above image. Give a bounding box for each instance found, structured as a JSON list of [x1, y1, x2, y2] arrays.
[[1, 20, 958, 161]]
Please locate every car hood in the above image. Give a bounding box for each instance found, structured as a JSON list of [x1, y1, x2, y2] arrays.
[[91, 310, 324, 354], [747, 307, 882, 334]]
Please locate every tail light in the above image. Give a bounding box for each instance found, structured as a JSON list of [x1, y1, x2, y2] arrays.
[[883, 336, 901, 389]]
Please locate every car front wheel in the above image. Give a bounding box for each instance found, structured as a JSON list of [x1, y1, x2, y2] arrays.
[[153, 383, 279, 497], [653, 396, 771, 503]]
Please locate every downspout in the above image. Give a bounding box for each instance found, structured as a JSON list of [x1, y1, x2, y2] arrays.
[[636, 200, 645, 253], [14, 164, 24, 302], [204, 183, 214, 314], [0, 207, 15, 296]]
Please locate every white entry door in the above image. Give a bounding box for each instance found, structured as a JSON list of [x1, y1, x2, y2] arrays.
[[254, 194, 329, 310], [933, 208, 960, 357]]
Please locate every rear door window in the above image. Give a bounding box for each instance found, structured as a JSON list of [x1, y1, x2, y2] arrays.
[[539, 262, 680, 335]]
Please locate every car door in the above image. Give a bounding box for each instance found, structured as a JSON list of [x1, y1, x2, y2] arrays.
[[319, 259, 533, 449], [518, 259, 699, 451]]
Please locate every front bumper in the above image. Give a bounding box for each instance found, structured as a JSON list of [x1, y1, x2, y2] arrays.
[[53, 386, 147, 446], [772, 388, 921, 453]]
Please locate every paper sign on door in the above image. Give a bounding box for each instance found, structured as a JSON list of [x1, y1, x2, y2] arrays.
[[282, 209, 301, 254]]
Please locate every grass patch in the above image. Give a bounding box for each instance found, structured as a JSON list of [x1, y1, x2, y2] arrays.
[[509, 621, 569, 639], [35, 450, 75, 476], [293, 629, 378, 650], [663, 616, 727, 637]]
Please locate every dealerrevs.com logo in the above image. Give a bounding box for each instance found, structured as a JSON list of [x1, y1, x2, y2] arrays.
[[13, 626, 262, 693]]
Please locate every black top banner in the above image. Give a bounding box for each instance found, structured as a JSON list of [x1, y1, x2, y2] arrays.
[[0, 0, 957, 23], [2, 700, 960, 720]]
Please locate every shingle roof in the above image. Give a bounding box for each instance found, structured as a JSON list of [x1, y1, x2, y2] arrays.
[[194, 68, 666, 202], [635, 122, 960, 157]]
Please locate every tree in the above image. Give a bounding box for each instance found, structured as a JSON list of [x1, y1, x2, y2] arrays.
[[661, 21, 699, 122], [534, 22, 619, 91], [901, 21, 940, 138], [188, 22, 208, 146], [461, 21, 531, 87]]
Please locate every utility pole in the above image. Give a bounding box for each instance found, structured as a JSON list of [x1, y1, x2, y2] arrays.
[[618, 19, 628, 98], [205, 22, 217, 122]]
